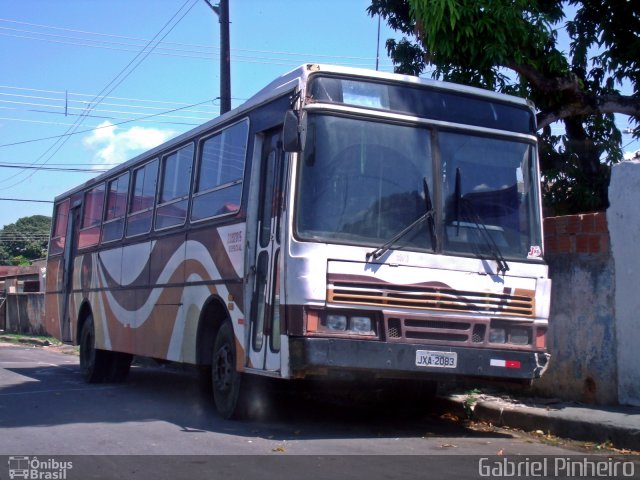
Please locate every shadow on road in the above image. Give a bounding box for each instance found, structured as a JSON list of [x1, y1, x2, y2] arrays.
[[0, 345, 512, 443]]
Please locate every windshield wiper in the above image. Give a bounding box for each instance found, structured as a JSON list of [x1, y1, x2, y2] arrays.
[[455, 168, 509, 275], [423, 176, 438, 252], [366, 177, 437, 261]]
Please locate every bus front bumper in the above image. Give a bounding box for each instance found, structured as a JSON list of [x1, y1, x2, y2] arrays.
[[289, 337, 550, 381]]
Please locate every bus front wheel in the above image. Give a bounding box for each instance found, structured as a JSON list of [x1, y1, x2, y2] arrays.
[[211, 322, 249, 419]]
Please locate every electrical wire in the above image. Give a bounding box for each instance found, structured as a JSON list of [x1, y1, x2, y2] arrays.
[[0, 84, 245, 107], [0, 0, 199, 190], [0, 198, 53, 203], [0, 92, 219, 115], [0, 18, 395, 67], [0, 97, 216, 149], [0, 99, 213, 121], [0, 164, 107, 172]]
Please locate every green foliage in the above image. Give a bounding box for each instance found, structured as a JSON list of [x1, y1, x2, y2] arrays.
[[0, 215, 51, 266], [463, 388, 481, 418], [368, 0, 640, 214]]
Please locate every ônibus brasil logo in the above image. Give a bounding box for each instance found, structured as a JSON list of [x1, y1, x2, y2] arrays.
[[7, 456, 73, 480]]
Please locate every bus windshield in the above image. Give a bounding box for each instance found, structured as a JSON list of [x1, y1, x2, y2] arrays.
[[296, 114, 435, 252], [441, 131, 542, 261], [295, 113, 542, 261]]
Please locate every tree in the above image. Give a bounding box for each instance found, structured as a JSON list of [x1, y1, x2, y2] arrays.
[[0, 215, 51, 265], [368, 0, 640, 214]]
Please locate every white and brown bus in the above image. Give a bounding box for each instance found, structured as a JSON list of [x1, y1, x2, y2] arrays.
[[45, 64, 551, 418]]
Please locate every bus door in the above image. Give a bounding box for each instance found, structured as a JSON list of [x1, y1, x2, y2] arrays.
[[248, 128, 285, 372], [60, 205, 80, 342]]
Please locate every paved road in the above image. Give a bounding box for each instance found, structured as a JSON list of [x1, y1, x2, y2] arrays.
[[0, 343, 620, 479]]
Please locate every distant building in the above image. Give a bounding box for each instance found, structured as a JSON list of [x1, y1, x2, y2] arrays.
[[0, 261, 45, 294]]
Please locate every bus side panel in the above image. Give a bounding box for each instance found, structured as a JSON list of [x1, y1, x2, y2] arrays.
[[70, 254, 86, 345], [95, 245, 133, 353], [127, 233, 186, 359], [72, 243, 148, 354], [182, 224, 247, 364], [62, 223, 249, 364], [44, 256, 64, 339], [128, 224, 248, 363]]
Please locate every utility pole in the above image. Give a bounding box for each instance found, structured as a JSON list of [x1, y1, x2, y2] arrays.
[[203, 0, 231, 115], [375, 15, 381, 71]]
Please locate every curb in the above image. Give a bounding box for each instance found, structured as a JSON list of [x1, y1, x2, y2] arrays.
[[438, 394, 640, 452]]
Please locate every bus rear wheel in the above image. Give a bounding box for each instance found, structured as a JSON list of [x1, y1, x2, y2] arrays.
[[79, 315, 109, 383], [211, 322, 249, 419], [108, 352, 133, 383], [79, 314, 132, 383]]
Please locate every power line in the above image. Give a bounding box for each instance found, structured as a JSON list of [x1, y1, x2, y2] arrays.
[[0, 115, 200, 129], [0, 97, 216, 149], [0, 18, 395, 66], [0, 0, 200, 191], [0, 30, 396, 68], [0, 198, 53, 203], [0, 98, 214, 122], [0, 163, 107, 173], [0, 84, 230, 108], [0, 92, 219, 115], [4, 161, 118, 167]]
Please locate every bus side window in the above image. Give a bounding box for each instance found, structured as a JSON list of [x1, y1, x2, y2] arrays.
[[102, 172, 130, 243], [155, 144, 194, 230], [49, 199, 70, 255], [126, 159, 159, 237], [191, 119, 249, 221], [78, 184, 106, 249]]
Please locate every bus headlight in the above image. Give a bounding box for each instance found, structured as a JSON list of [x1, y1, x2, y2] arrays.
[[489, 320, 533, 346], [326, 314, 347, 331], [350, 316, 373, 334], [489, 327, 506, 344], [509, 328, 531, 345]]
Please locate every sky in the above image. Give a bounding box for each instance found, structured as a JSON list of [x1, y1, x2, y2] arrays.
[[0, 0, 399, 229], [0, 1, 637, 230]]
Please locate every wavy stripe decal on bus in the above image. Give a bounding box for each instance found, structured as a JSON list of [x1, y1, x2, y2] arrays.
[[88, 229, 244, 313], [68, 224, 247, 362]]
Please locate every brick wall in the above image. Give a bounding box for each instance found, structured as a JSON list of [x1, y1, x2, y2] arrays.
[[543, 212, 609, 255], [533, 211, 616, 404]]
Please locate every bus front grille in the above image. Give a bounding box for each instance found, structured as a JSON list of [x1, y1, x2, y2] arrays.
[[327, 282, 535, 318], [385, 316, 488, 344]]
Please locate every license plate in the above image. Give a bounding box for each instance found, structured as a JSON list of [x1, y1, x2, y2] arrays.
[[415, 350, 457, 368]]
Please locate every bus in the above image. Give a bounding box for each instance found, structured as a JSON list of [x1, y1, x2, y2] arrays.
[[45, 64, 551, 419]]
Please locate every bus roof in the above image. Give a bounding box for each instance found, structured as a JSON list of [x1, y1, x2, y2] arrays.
[[53, 63, 533, 202]]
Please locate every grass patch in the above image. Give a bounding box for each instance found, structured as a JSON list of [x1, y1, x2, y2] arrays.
[[0, 333, 63, 347]]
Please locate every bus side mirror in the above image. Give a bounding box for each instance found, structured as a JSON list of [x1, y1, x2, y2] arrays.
[[283, 110, 301, 152]]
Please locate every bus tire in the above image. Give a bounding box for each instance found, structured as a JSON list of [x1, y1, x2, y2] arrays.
[[79, 315, 109, 383], [211, 322, 248, 419], [107, 352, 133, 383]]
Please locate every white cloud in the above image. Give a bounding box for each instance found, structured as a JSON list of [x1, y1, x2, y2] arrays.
[[83, 121, 176, 167]]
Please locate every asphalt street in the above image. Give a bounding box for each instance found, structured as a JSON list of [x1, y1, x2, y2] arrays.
[[1, 343, 634, 479]]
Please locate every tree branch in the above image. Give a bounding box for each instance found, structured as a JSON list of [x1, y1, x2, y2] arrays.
[[537, 94, 640, 130], [502, 60, 640, 130], [505, 61, 581, 95]]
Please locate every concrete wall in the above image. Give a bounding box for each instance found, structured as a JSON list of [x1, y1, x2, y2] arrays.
[[532, 213, 617, 404], [533, 161, 640, 407], [608, 160, 640, 407], [4, 293, 47, 336]]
